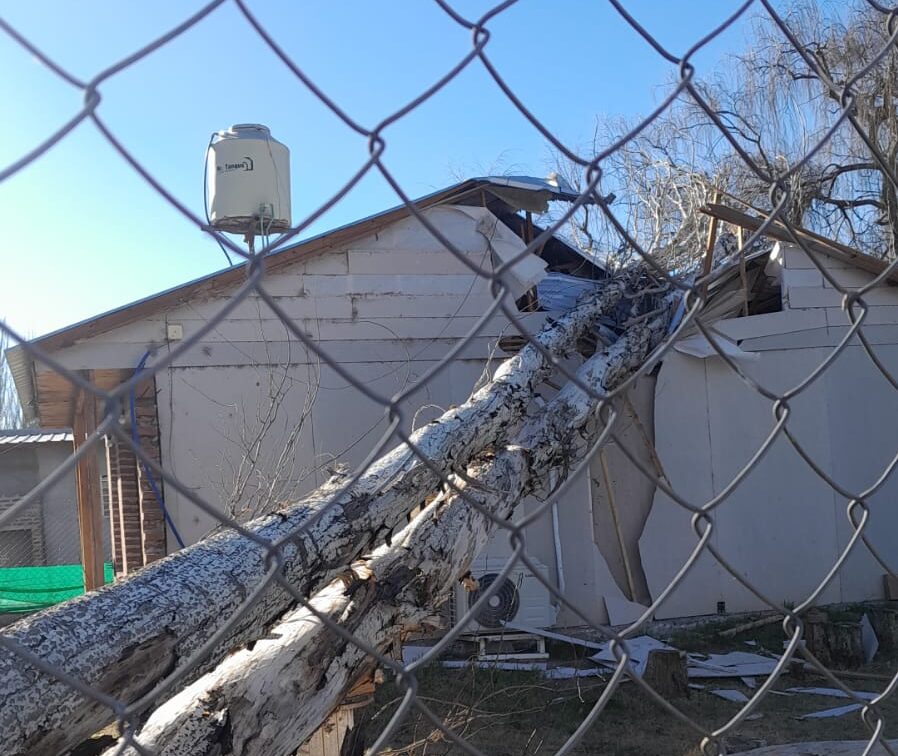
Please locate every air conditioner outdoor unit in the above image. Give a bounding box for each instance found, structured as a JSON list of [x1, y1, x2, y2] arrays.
[[454, 547, 557, 634]]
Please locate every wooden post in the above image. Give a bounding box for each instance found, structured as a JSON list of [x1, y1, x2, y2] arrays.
[[598, 448, 637, 602], [700, 190, 721, 299], [643, 649, 688, 699], [737, 225, 750, 316], [73, 382, 105, 592]]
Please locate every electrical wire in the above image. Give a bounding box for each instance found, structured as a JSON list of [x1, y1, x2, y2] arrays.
[[131, 350, 186, 549]]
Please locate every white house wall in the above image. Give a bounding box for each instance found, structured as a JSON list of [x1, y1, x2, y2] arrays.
[[642, 242, 898, 618], [37, 205, 628, 626]]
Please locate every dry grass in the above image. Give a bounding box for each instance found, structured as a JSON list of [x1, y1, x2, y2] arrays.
[[367, 632, 898, 755]]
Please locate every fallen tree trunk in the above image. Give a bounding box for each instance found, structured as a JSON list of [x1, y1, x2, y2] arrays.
[[0, 278, 637, 755], [112, 303, 674, 755]]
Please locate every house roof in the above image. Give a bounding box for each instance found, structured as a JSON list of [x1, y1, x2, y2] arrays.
[[7, 175, 599, 424], [0, 428, 73, 445], [701, 203, 898, 284]]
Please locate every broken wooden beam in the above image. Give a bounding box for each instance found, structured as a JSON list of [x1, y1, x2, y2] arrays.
[[700, 203, 898, 284]]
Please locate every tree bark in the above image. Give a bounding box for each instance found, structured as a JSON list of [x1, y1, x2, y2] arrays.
[[0, 279, 634, 755], [110, 303, 674, 756]]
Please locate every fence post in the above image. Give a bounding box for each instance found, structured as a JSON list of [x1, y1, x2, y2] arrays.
[[73, 378, 105, 592]]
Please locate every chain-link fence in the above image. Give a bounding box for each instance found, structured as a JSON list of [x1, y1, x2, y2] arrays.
[[4, 1, 898, 754]]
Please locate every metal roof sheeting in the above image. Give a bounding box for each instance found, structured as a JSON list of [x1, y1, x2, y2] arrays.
[[0, 429, 72, 445]]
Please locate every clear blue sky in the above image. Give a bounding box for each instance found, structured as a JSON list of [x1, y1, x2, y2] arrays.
[[0, 1, 753, 339]]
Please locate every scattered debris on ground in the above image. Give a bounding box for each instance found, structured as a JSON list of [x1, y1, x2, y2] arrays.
[[390, 602, 898, 754]]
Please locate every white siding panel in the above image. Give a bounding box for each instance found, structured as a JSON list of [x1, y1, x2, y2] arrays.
[[740, 324, 898, 351], [740, 328, 833, 352], [157, 337, 499, 368], [823, 267, 878, 288], [348, 249, 491, 275], [44, 342, 159, 371], [174, 314, 517, 343], [713, 309, 827, 342], [158, 363, 318, 544], [858, 286, 898, 306], [350, 293, 506, 319], [826, 306, 898, 327], [270, 267, 501, 298], [787, 286, 844, 309], [344, 205, 490, 254], [792, 284, 898, 307], [308, 359, 453, 481], [644, 347, 846, 618], [290, 274, 492, 298], [782, 268, 824, 288], [162, 292, 508, 321], [783, 246, 853, 270], [703, 351, 841, 614], [823, 343, 898, 602], [640, 355, 725, 619], [295, 251, 349, 275], [43, 313, 529, 371], [150, 295, 354, 321]]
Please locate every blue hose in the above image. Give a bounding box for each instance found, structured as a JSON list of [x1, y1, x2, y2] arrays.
[[131, 351, 185, 549]]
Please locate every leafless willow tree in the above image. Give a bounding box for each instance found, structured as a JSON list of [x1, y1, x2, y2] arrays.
[[0, 324, 22, 429], [554, 0, 898, 267]]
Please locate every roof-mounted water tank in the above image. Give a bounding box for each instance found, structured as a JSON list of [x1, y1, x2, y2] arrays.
[[205, 124, 291, 235]]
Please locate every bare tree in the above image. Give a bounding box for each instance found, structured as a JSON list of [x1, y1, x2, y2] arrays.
[[0, 324, 22, 429], [728, 1, 898, 258], [553, 0, 898, 266]]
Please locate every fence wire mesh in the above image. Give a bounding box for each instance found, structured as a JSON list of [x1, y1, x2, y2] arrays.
[[4, 1, 898, 754]]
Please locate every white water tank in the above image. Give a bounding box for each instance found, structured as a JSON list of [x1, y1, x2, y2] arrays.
[[206, 124, 291, 234]]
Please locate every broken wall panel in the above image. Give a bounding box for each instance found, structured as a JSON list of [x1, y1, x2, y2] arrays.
[[638, 353, 725, 619], [589, 376, 657, 606]]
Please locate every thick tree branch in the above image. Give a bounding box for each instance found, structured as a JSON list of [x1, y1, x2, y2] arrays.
[[110, 298, 676, 756], [0, 275, 646, 755]]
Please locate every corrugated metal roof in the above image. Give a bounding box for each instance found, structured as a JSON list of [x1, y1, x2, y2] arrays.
[[479, 174, 581, 200], [0, 428, 72, 445]]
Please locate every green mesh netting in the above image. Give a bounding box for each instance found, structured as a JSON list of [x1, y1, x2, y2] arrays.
[[0, 564, 113, 613]]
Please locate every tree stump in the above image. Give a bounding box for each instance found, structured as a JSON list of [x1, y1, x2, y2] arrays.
[[867, 607, 898, 654], [643, 649, 688, 698], [803, 609, 867, 668]]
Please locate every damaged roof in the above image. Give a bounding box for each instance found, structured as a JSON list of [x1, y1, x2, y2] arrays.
[[7, 175, 601, 424]]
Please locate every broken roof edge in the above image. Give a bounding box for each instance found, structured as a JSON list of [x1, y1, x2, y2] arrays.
[[0, 428, 73, 445], [701, 203, 898, 284], [7, 175, 590, 423]]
